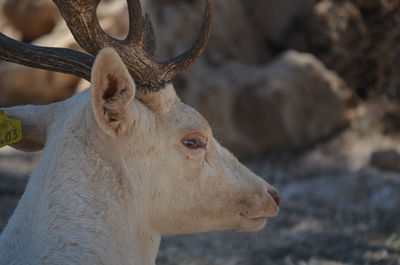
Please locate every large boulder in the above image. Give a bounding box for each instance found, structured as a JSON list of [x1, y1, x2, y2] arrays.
[[351, 0, 399, 11], [301, 0, 400, 100], [0, 62, 80, 107], [3, 0, 59, 42], [370, 149, 400, 172], [369, 10, 400, 100], [243, 0, 315, 46], [306, 0, 368, 90], [180, 51, 354, 156], [350, 0, 381, 10], [147, 0, 269, 65], [0, 0, 22, 41]]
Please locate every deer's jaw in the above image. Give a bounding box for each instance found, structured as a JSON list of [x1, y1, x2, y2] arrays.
[[138, 140, 279, 235]]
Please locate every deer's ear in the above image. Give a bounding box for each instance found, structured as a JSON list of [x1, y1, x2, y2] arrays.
[[91, 48, 135, 137]]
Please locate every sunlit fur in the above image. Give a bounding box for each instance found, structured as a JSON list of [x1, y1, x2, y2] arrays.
[[0, 49, 279, 265]]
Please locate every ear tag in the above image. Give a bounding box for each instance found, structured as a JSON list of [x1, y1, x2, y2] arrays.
[[0, 111, 22, 148]]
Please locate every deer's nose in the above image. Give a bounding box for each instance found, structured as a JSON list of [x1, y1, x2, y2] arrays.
[[268, 189, 281, 207]]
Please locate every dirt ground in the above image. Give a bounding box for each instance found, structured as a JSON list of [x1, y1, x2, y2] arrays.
[[1, 117, 400, 265]]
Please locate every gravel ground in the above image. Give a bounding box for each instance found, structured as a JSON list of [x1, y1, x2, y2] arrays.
[[1, 126, 400, 265]]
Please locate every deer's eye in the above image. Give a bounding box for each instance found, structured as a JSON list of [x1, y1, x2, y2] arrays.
[[182, 137, 206, 150]]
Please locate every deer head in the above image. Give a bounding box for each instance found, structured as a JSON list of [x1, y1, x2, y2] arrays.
[[0, 0, 279, 240]]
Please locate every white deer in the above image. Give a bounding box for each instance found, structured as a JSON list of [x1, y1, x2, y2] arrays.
[[0, 0, 280, 264]]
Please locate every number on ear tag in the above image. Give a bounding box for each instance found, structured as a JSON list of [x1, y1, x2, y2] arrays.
[[0, 111, 22, 148]]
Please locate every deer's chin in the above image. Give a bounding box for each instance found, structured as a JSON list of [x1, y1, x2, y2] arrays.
[[233, 216, 268, 232]]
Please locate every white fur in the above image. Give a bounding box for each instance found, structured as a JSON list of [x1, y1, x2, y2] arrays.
[[0, 49, 279, 265]]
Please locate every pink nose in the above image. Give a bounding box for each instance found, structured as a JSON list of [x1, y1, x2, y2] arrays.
[[268, 189, 281, 207]]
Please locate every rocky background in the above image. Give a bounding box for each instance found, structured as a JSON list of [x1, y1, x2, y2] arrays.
[[1, 0, 400, 264]]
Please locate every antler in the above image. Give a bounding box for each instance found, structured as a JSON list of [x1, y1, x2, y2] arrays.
[[0, 33, 94, 81], [0, 0, 212, 92]]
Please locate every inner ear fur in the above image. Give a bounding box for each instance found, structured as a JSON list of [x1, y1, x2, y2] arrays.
[[91, 48, 135, 137]]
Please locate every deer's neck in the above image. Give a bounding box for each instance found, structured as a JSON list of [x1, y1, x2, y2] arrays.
[[0, 133, 161, 265]]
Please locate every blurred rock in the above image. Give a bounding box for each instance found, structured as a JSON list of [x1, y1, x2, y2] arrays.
[[351, 0, 381, 10], [351, 0, 400, 12], [0, 23, 22, 42], [0, 0, 22, 41], [181, 51, 353, 156], [3, 0, 59, 42], [148, 0, 269, 65], [244, 0, 315, 46], [33, 21, 77, 48], [0, 62, 80, 107], [381, 0, 400, 12], [297, 0, 400, 99], [369, 9, 400, 100], [234, 51, 352, 153], [306, 0, 368, 91], [370, 149, 400, 172], [308, 0, 366, 49]]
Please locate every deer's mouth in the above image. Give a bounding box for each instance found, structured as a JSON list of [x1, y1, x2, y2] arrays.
[[249, 216, 268, 222], [234, 213, 268, 232], [240, 213, 268, 222]]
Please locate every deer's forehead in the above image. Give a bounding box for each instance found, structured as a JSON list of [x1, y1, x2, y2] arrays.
[[163, 103, 211, 133]]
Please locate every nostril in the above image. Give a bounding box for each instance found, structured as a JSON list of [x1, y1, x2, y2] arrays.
[[268, 190, 281, 207]]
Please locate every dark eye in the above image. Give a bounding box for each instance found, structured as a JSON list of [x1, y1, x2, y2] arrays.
[[182, 137, 205, 149]]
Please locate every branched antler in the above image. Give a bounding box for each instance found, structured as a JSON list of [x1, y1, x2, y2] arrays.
[[0, 0, 212, 92]]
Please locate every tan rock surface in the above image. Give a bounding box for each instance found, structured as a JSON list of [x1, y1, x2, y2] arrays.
[[3, 0, 59, 42]]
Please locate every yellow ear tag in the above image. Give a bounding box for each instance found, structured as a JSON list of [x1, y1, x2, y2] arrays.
[[0, 111, 22, 148]]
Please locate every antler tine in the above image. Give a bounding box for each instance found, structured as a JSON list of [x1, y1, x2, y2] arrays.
[[160, 0, 212, 81], [53, 0, 118, 55], [0, 33, 94, 81], [126, 0, 144, 45], [143, 13, 157, 57]]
